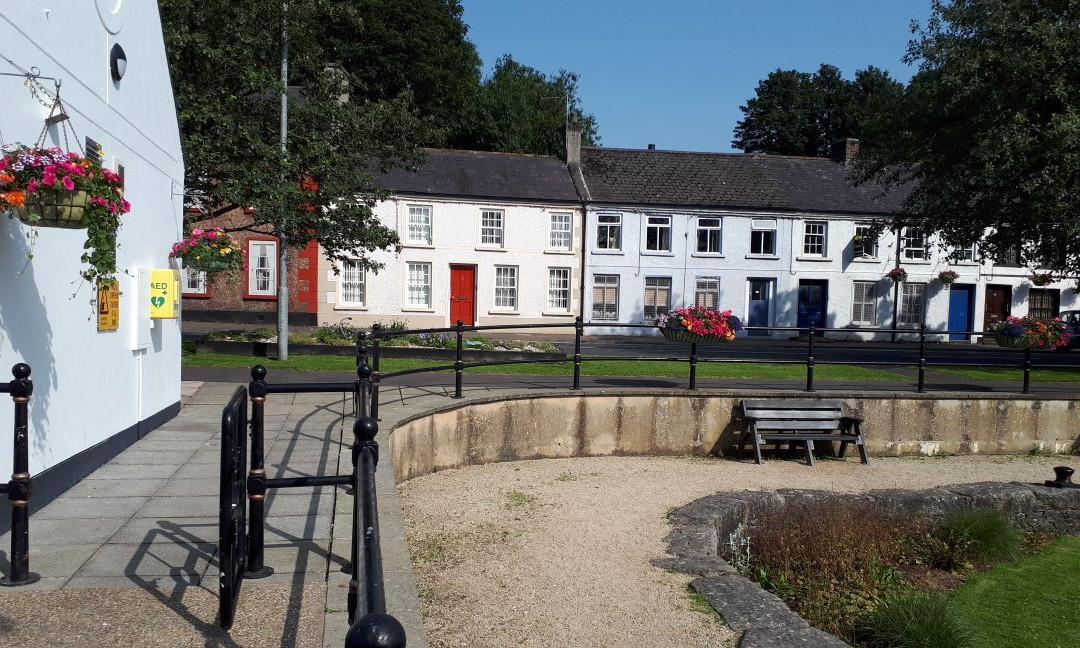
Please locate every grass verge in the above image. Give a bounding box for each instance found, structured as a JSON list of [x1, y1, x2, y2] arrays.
[[182, 351, 908, 381], [949, 535, 1080, 648], [930, 366, 1080, 382]]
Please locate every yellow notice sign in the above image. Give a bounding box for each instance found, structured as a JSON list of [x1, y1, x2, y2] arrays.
[[97, 280, 120, 331], [149, 269, 180, 319]]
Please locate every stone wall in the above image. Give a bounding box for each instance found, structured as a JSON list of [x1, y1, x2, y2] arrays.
[[390, 390, 1080, 482]]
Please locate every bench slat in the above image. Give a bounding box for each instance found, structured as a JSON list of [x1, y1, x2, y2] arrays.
[[755, 420, 842, 431], [745, 410, 841, 420], [758, 433, 860, 441], [743, 399, 844, 410]]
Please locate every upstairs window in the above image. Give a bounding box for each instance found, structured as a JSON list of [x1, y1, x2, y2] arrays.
[[903, 230, 928, 260], [596, 214, 622, 250], [645, 215, 671, 252], [696, 217, 722, 254], [803, 221, 827, 256], [750, 219, 777, 255], [406, 205, 432, 244], [480, 209, 504, 247], [951, 243, 977, 263], [548, 213, 572, 250], [247, 240, 278, 297], [853, 224, 878, 259]]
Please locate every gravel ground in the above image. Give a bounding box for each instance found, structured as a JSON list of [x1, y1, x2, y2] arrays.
[[0, 583, 326, 648], [399, 453, 1069, 648]]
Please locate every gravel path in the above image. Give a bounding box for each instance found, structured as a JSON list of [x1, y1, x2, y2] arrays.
[[399, 454, 1068, 648]]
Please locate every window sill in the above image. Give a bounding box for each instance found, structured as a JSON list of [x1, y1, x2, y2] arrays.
[[402, 243, 435, 249], [744, 254, 780, 260], [795, 256, 833, 262], [244, 294, 278, 301], [542, 310, 575, 317], [335, 305, 368, 311], [901, 259, 932, 265], [690, 253, 724, 259], [475, 246, 507, 252], [851, 257, 880, 263], [488, 310, 520, 316], [181, 292, 211, 299], [402, 307, 434, 313], [544, 249, 575, 255], [592, 250, 624, 255], [641, 251, 674, 257]]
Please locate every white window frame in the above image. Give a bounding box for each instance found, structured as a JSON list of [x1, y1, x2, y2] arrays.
[[480, 209, 504, 248], [405, 262, 432, 309], [338, 259, 366, 307], [547, 267, 571, 312], [951, 243, 977, 263], [247, 239, 278, 297], [596, 214, 622, 251], [803, 221, 827, 256], [548, 212, 572, 251], [854, 224, 878, 259], [696, 217, 722, 254], [644, 215, 671, 252], [406, 205, 432, 245], [903, 230, 928, 261], [643, 276, 672, 320], [592, 275, 619, 321], [851, 281, 877, 326], [181, 267, 207, 295], [750, 219, 777, 255], [493, 265, 518, 311], [899, 282, 926, 327], [694, 277, 720, 309]]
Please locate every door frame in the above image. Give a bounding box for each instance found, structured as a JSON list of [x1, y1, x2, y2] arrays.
[[947, 283, 976, 341], [745, 278, 774, 336], [796, 279, 829, 333], [449, 264, 476, 326], [982, 283, 1011, 332]]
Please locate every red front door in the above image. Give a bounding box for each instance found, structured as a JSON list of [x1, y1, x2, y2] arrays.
[[449, 265, 475, 326]]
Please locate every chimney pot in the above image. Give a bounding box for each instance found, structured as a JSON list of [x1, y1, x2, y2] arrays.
[[647, 144, 656, 150]]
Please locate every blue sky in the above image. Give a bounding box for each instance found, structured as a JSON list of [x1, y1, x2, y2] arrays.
[[460, 1, 934, 152]]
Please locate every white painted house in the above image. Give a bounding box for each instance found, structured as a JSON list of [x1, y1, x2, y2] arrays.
[[317, 150, 583, 331], [571, 138, 1077, 339], [0, 3, 184, 516]]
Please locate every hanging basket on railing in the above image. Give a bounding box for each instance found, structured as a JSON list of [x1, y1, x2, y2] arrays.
[[989, 316, 1070, 350], [994, 334, 1032, 350], [656, 306, 742, 345], [660, 329, 730, 344]]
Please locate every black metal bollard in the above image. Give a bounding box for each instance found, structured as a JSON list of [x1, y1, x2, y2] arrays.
[[357, 333, 370, 416], [345, 416, 406, 648], [453, 320, 464, 399], [917, 325, 927, 393], [371, 324, 382, 421], [688, 342, 698, 390], [245, 365, 274, 579], [0, 363, 39, 587], [1022, 347, 1032, 394], [572, 316, 583, 390], [805, 324, 815, 392]]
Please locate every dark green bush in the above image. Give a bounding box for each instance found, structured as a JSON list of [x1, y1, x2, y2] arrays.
[[858, 591, 975, 648], [935, 510, 1023, 565]]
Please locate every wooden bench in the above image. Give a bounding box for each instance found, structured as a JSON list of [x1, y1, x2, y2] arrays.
[[740, 399, 868, 466]]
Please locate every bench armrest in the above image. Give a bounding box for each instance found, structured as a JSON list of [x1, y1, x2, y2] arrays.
[[841, 415, 863, 423]]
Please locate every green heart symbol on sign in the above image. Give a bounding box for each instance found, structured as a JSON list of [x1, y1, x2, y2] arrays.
[[151, 296, 166, 308]]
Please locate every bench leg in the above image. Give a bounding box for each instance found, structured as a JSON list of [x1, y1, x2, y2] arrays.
[[838, 440, 849, 458], [804, 439, 815, 467], [855, 423, 869, 464], [753, 434, 764, 465]]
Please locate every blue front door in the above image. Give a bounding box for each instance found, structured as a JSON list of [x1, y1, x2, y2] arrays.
[[797, 280, 828, 331], [948, 284, 975, 340], [747, 279, 771, 335]]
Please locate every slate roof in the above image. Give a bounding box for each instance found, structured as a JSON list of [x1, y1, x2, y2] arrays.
[[375, 149, 581, 203], [579, 147, 906, 215]]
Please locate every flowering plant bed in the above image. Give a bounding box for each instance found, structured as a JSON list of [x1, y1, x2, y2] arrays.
[[0, 145, 130, 281], [937, 270, 959, 285], [656, 306, 742, 343], [988, 316, 1070, 350], [885, 267, 908, 283], [170, 227, 244, 273]]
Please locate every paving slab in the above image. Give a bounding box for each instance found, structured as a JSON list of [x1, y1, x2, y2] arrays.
[[34, 495, 149, 520]]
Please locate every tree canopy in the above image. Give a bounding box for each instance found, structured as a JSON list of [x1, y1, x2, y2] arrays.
[[451, 55, 600, 158], [855, 0, 1080, 277], [732, 64, 903, 157]]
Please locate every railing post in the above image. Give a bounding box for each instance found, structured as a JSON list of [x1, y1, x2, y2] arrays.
[[1023, 347, 1032, 394], [453, 320, 464, 399], [345, 416, 406, 648], [245, 365, 273, 578], [805, 324, 815, 392], [573, 316, 583, 390], [688, 342, 698, 390], [356, 332, 369, 417], [1, 363, 39, 587], [917, 325, 927, 393], [371, 323, 381, 421]]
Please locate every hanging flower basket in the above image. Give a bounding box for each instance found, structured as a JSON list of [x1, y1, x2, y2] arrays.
[[938, 270, 959, 285], [989, 316, 1070, 350], [885, 267, 908, 283], [0, 145, 130, 282], [1029, 273, 1054, 287], [656, 306, 742, 344], [994, 334, 1032, 349], [170, 227, 244, 273]]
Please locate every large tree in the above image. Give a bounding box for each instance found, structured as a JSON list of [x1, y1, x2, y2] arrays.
[[855, 0, 1080, 277], [733, 64, 903, 156], [160, 1, 435, 357], [452, 55, 600, 158]]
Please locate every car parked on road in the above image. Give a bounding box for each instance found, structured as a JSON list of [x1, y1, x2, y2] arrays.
[[1057, 310, 1080, 351]]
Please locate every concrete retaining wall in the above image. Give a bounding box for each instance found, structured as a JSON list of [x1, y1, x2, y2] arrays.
[[390, 390, 1080, 482]]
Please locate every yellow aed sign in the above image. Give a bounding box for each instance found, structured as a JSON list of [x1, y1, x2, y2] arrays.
[[149, 269, 180, 319], [97, 280, 120, 331]]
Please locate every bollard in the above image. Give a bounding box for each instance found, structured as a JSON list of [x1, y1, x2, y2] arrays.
[[917, 325, 927, 393], [805, 324, 815, 392], [453, 320, 464, 398], [245, 365, 274, 579], [356, 333, 370, 416], [572, 316, 583, 390], [0, 363, 39, 587], [371, 324, 382, 421], [688, 341, 698, 390], [1022, 347, 1032, 394]]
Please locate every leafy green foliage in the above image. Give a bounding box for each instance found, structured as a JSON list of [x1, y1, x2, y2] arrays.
[[935, 510, 1023, 565], [856, 0, 1080, 277], [732, 64, 902, 156], [858, 591, 976, 648]]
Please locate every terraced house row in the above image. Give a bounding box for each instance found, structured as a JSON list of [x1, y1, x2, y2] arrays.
[[182, 127, 1078, 340]]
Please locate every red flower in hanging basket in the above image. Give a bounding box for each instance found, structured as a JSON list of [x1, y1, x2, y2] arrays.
[[885, 267, 908, 282]]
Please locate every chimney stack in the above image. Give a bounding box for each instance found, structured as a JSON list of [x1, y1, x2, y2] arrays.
[[647, 144, 656, 150], [830, 138, 859, 166], [565, 122, 582, 166]]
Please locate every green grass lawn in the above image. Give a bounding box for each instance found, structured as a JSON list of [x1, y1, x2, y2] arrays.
[[931, 366, 1080, 382], [182, 350, 908, 381], [950, 535, 1080, 648]]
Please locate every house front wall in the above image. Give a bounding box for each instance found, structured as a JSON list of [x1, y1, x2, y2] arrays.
[[583, 206, 1078, 338], [317, 196, 583, 332], [0, 4, 184, 488]]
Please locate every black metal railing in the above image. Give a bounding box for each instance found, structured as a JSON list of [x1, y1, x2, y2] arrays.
[[0, 363, 38, 587], [363, 319, 1080, 402], [218, 343, 404, 647]]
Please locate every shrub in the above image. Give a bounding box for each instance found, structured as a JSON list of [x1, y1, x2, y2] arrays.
[[313, 324, 356, 345], [935, 510, 1023, 565], [858, 591, 975, 648]]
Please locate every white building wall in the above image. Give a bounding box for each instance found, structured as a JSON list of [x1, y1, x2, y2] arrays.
[[318, 196, 583, 332], [584, 206, 1079, 339], [0, 3, 184, 480]]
